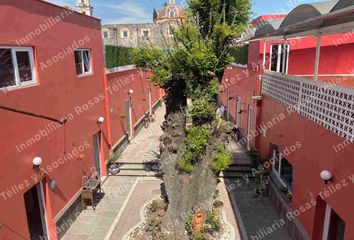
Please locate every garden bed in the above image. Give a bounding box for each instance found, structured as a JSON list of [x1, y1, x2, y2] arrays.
[[127, 197, 232, 240]]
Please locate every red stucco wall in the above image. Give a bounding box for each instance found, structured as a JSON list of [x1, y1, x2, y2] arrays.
[[106, 69, 162, 147]]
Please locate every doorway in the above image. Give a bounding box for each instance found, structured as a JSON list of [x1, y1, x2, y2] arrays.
[[247, 105, 254, 150], [93, 132, 101, 176], [236, 96, 241, 128], [125, 98, 133, 140], [24, 183, 49, 240], [148, 86, 152, 116], [314, 197, 346, 240]]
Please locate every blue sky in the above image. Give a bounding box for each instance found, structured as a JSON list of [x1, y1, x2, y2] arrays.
[[45, 0, 317, 24]]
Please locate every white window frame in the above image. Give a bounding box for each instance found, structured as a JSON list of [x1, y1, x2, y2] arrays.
[[269, 44, 290, 74], [0, 46, 36, 91], [121, 29, 130, 38], [74, 49, 92, 77], [272, 150, 293, 192]]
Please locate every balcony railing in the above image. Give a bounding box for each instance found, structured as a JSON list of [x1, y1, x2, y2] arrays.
[[262, 70, 354, 142]]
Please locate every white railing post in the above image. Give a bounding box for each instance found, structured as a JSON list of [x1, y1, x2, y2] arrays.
[[314, 34, 321, 81], [262, 40, 267, 70]]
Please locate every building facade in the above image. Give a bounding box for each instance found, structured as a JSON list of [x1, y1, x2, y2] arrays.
[[220, 1, 354, 239], [101, 0, 186, 47]]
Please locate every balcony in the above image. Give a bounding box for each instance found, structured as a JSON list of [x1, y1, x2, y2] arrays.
[[261, 70, 354, 142]]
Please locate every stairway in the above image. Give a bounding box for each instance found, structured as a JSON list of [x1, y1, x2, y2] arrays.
[[114, 161, 162, 177], [220, 164, 255, 179]]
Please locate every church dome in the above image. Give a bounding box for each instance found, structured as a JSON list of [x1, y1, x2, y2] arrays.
[[156, 0, 186, 21]]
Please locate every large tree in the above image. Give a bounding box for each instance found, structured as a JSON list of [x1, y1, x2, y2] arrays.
[[133, 0, 251, 236]]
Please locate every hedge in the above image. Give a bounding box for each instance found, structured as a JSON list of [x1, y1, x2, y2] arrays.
[[105, 45, 134, 68], [229, 44, 248, 65]]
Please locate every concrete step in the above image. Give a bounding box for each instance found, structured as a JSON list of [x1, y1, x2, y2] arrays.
[[117, 169, 162, 177], [225, 165, 253, 172], [220, 171, 255, 179], [119, 163, 159, 171]]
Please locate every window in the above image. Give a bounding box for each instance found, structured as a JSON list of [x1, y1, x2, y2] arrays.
[[142, 30, 150, 40], [272, 150, 294, 192], [103, 31, 108, 38], [270, 44, 289, 73], [168, 26, 176, 37], [74, 49, 92, 76], [121, 29, 129, 38], [0, 47, 36, 90], [169, 10, 176, 18]]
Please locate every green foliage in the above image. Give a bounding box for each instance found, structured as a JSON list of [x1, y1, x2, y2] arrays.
[[185, 216, 193, 233], [211, 145, 231, 171], [147, 219, 162, 236], [213, 200, 224, 208], [248, 149, 266, 167], [205, 211, 221, 231], [187, 0, 251, 77], [177, 125, 212, 173], [177, 152, 194, 173], [229, 44, 249, 65], [192, 232, 207, 240], [189, 99, 215, 126], [105, 45, 134, 68]]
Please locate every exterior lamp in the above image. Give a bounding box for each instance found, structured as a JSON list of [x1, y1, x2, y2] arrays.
[[98, 117, 105, 124], [33, 157, 42, 168], [320, 170, 332, 184], [128, 89, 134, 94]]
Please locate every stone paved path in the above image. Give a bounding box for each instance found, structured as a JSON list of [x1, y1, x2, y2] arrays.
[[118, 104, 165, 163], [108, 178, 162, 240], [226, 178, 291, 240], [61, 176, 137, 240]]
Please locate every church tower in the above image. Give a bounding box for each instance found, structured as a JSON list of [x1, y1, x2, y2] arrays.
[[76, 0, 93, 16]]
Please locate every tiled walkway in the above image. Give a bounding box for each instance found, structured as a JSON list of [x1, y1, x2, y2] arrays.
[[225, 140, 291, 240], [61, 176, 138, 240], [118, 104, 165, 164]]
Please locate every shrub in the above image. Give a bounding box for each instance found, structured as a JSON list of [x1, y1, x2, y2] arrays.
[[189, 99, 215, 125], [177, 125, 213, 173], [147, 219, 162, 236], [248, 149, 266, 167], [177, 152, 194, 173], [205, 211, 221, 231], [211, 145, 231, 172], [185, 216, 193, 233], [192, 232, 207, 240], [213, 200, 224, 208]]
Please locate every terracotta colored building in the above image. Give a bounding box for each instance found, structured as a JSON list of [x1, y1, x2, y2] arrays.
[[220, 1, 354, 239], [0, 1, 162, 239]]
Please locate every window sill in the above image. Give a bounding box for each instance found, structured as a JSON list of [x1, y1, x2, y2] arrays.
[[77, 73, 94, 78], [0, 83, 38, 93]]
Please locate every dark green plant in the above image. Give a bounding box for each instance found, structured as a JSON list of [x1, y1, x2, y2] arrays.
[[205, 211, 221, 231], [105, 45, 134, 68], [229, 44, 249, 65], [185, 216, 193, 233], [248, 149, 266, 167], [213, 200, 224, 208], [147, 219, 162, 236]]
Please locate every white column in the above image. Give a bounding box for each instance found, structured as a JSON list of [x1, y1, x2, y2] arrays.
[[262, 40, 267, 70], [314, 35, 321, 81]]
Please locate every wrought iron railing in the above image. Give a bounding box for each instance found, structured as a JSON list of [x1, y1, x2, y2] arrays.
[[262, 70, 354, 142]]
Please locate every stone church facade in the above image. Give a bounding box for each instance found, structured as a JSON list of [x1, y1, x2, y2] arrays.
[[98, 0, 186, 47]]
